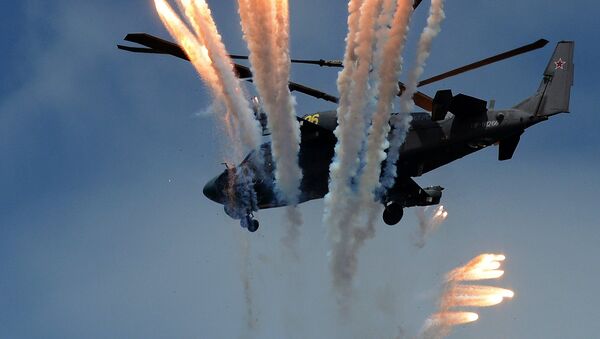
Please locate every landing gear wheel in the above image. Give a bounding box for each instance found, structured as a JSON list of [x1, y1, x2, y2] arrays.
[[241, 215, 259, 232], [383, 202, 404, 225], [248, 219, 259, 233]]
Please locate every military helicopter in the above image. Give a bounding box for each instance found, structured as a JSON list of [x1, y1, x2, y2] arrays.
[[118, 10, 573, 232]]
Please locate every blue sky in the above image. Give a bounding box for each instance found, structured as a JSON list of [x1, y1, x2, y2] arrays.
[[1, 1, 599, 338]]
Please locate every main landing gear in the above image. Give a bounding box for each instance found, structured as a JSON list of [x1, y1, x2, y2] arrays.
[[240, 214, 260, 233], [383, 202, 404, 226], [224, 205, 260, 233]]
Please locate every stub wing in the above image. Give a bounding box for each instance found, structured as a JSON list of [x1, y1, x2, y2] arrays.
[[387, 177, 443, 208]]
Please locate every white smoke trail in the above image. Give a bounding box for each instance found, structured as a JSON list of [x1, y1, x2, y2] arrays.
[[355, 0, 414, 241], [414, 205, 448, 248], [400, 0, 445, 113], [272, 0, 304, 244], [155, 0, 264, 223], [321, 0, 364, 304], [342, 0, 415, 304], [154, 0, 224, 129], [238, 234, 258, 333], [156, 0, 262, 160], [382, 0, 446, 189], [372, 0, 397, 74], [182, 0, 263, 153], [238, 0, 303, 241], [325, 0, 383, 301], [322, 0, 363, 236]]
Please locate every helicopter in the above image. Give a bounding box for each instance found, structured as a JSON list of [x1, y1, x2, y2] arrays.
[[118, 14, 573, 233]]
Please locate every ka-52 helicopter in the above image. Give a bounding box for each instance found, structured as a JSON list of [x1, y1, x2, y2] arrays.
[[118, 4, 573, 232]]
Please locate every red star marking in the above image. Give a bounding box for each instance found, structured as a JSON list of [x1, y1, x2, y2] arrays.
[[554, 58, 566, 70]]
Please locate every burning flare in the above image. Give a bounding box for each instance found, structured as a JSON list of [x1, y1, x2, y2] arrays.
[[428, 311, 479, 326], [446, 253, 507, 282], [415, 205, 448, 247], [445, 285, 514, 307], [421, 253, 514, 339]]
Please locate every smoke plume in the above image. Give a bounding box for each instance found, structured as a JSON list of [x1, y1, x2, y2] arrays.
[[238, 0, 304, 234], [400, 0, 445, 113], [238, 234, 258, 333], [324, 0, 415, 303], [382, 0, 446, 189], [324, 0, 384, 302], [155, 0, 262, 160], [155, 0, 264, 225], [355, 0, 415, 244]]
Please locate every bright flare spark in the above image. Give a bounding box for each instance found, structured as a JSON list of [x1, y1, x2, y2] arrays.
[[430, 311, 479, 326], [450, 285, 515, 299], [446, 253, 507, 282]]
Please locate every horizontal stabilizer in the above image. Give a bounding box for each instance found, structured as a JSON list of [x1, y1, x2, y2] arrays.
[[449, 93, 488, 118], [498, 133, 522, 161], [386, 177, 444, 207]]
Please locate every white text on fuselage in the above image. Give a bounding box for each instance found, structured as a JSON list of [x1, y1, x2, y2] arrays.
[[471, 120, 499, 129]]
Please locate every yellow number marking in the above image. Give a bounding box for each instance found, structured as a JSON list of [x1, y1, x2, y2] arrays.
[[305, 113, 320, 124]]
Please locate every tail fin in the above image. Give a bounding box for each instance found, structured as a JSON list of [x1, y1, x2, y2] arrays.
[[515, 41, 574, 116]]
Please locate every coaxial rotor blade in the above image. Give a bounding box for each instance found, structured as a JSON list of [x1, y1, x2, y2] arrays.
[[118, 33, 339, 103], [290, 59, 343, 67], [230, 54, 344, 68], [417, 38, 549, 87]]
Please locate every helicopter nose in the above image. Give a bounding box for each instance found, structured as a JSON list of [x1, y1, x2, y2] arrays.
[[203, 176, 225, 204]]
